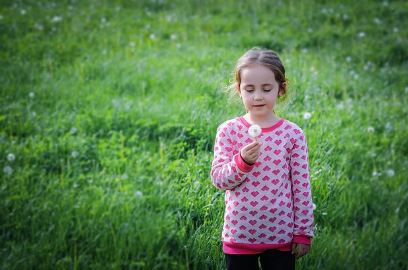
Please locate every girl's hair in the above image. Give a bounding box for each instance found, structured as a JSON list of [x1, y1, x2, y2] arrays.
[[228, 47, 288, 100]]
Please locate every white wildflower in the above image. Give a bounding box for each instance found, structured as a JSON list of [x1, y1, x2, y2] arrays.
[[129, 42, 135, 48], [364, 62, 373, 71], [30, 111, 36, 117], [393, 27, 399, 33], [372, 171, 381, 177], [385, 122, 393, 132], [71, 151, 79, 158], [303, 112, 312, 120], [312, 203, 317, 210], [29, 92, 35, 98], [170, 33, 177, 41], [70, 127, 77, 134], [307, 28, 313, 33], [21, 9, 27, 15], [248, 124, 262, 138], [322, 212, 328, 216], [342, 14, 349, 20], [301, 48, 308, 53], [51, 16, 63, 23], [382, 1, 389, 6], [34, 23, 44, 31], [7, 153, 15, 162], [346, 56, 352, 62], [373, 18, 381, 25], [0, 15, 3, 20], [135, 190, 143, 197], [358, 32, 365, 38], [367, 126, 375, 133], [386, 169, 395, 177], [149, 33, 156, 40], [3, 166, 13, 175]]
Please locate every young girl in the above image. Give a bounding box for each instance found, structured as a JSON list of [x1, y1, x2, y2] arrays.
[[210, 48, 314, 270]]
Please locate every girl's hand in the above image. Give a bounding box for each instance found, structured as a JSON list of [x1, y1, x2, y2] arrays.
[[291, 243, 310, 258], [240, 141, 261, 165]]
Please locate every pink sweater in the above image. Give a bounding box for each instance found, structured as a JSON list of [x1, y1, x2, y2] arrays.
[[210, 116, 314, 254]]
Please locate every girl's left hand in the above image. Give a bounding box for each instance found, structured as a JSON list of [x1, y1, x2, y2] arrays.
[[291, 243, 310, 258]]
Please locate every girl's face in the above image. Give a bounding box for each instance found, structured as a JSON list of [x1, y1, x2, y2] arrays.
[[238, 64, 280, 120]]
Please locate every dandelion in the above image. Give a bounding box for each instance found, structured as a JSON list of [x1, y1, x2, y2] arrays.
[[393, 27, 399, 33], [303, 112, 312, 120], [7, 153, 15, 162], [367, 126, 375, 133], [312, 203, 317, 210], [29, 92, 35, 98], [34, 23, 44, 31], [149, 33, 156, 40], [3, 166, 13, 175], [372, 171, 381, 177], [20, 9, 27, 15], [346, 56, 352, 62], [170, 33, 177, 41], [349, 70, 359, 80], [135, 190, 143, 197], [71, 151, 79, 158], [373, 18, 381, 25], [358, 32, 365, 38], [342, 14, 349, 20], [129, 41, 135, 48], [382, 1, 389, 6], [385, 122, 393, 132], [364, 62, 373, 71], [386, 169, 395, 177], [30, 111, 36, 117], [51, 16, 63, 23], [322, 212, 328, 216], [70, 127, 77, 134], [248, 124, 262, 138]]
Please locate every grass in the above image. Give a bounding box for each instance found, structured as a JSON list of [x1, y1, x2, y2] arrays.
[[1, 0, 407, 269]]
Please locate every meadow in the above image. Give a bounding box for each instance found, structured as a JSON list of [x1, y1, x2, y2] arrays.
[[1, 0, 407, 269]]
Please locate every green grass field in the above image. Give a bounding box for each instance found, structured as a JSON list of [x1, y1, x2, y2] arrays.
[[1, 0, 407, 269]]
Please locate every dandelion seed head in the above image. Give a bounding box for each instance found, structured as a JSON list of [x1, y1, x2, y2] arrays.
[[51, 15, 63, 23], [358, 32, 365, 38], [149, 33, 156, 40], [346, 56, 352, 62], [71, 151, 79, 158], [135, 190, 143, 197], [7, 153, 15, 162], [367, 126, 375, 133], [393, 27, 399, 33], [303, 112, 312, 120], [70, 127, 77, 134], [170, 33, 177, 41], [3, 166, 13, 175], [312, 203, 317, 210], [21, 9, 27, 15], [372, 171, 381, 177], [386, 169, 395, 177], [29, 92, 35, 98]]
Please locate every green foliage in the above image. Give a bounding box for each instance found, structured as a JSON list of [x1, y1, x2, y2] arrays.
[[1, 0, 407, 269]]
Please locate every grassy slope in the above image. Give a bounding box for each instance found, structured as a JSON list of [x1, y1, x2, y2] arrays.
[[1, 0, 407, 269]]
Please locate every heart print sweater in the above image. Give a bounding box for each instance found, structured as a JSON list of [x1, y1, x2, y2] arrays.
[[210, 116, 314, 254]]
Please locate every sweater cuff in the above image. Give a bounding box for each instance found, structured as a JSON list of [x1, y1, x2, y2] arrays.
[[234, 153, 255, 173], [293, 235, 312, 245]]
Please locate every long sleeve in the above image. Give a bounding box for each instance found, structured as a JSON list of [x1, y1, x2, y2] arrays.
[[210, 123, 255, 190], [290, 129, 314, 243]]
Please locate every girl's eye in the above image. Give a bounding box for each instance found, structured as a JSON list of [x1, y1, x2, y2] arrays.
[[263, 88, 272, 92], [245, 88, 254, 92]]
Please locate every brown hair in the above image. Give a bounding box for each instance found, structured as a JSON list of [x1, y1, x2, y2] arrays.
[[230, 47, 288, 99]]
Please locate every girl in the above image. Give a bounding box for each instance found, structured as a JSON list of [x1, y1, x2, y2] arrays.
[[210, 48, 314, 270]]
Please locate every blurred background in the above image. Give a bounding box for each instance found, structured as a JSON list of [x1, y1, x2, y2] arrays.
[[1, 0, 407, 269]]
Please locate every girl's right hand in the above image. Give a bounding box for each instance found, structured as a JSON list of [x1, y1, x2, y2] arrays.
[[240, 141, 262, 165]]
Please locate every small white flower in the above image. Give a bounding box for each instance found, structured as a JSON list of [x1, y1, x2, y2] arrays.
[[21, 9, 27, 15], [358, 32, 365, 38], [346, 56, 352, 62], [322, 212, 328, 216], [135, 190, 143, 197], [372, 171, 382, 177], [129, 42, 135, 48], [51, 16, 63, 23], [34, 23, 44, 31], [367, 126, 375, 133], [170, 33, 177, 41], [307, 28, 313, 33], [312, 203, 317, 210], [301, 48, 308, 53], [342, 14, 349, 20], [248, 124, 262, 138], [0, 15, 3, 20], [7, 153, 15, 162], [149, 33, 156, 40], [303, 112, 312, 120], [30, 111, 36, 117], [382, 1, 389, 6], [386, 169, 395, 177], [29, 92, 35, 98], [393, 27, 399, 33], [364, 62, 373, 71], [3, 166, 13, 175], [71, 151, 79, 158], [70, 127, 77, 134], [373, 18, 381, 25], [385, 122, 393, 132]]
